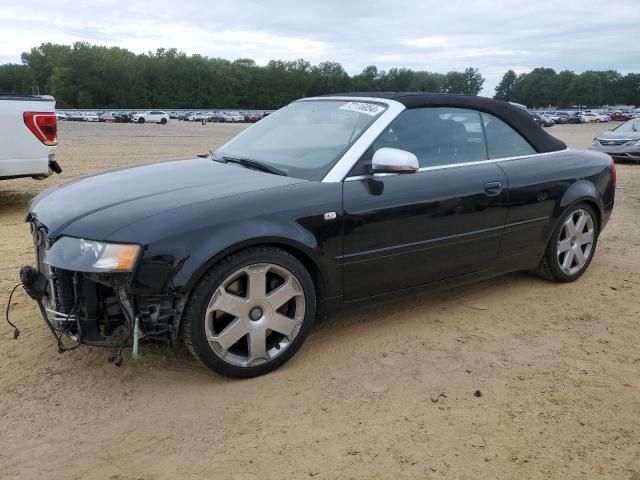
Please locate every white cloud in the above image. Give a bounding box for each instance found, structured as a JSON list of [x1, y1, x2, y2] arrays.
[[401, 36, 450, 48]]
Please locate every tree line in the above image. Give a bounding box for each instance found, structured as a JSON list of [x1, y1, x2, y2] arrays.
[[495, 68, 640, 108], [0, 42, 484, 109]]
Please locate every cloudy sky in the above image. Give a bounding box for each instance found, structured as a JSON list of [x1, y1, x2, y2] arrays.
[[1, 0, 639, 94]]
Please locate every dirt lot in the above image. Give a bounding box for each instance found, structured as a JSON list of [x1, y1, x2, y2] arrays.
[[1, 121, 639, 480]]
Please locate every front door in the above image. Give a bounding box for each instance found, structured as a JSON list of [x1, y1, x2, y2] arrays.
[[340, 107, 508, 301]]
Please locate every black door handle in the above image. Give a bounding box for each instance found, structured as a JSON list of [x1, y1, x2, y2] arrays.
[[483, 181, 503, 196]]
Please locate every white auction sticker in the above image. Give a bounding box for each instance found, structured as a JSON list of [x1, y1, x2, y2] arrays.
[[338, 102, 386, 116]]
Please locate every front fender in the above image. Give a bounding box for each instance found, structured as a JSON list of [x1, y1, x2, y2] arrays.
[[177, 218, 329, 294], [128, 182, 343, 298]]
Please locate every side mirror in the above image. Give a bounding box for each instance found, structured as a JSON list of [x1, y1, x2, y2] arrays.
[[370, 147, 419, 174]]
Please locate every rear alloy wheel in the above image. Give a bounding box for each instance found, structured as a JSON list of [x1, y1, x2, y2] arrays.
[[183, 247, 316, 377], [536, 203, 599, 282], [556, 208, 595, 276]]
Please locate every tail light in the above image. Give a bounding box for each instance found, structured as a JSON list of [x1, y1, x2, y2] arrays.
[[23, 112, 58, 146], [610, 158, 616, 186]]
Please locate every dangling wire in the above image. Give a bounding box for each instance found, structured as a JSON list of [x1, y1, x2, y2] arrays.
[[5, 283, 22, 339]]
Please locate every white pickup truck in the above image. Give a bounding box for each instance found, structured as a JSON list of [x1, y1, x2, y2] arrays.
[[0, 94, 61, 180]]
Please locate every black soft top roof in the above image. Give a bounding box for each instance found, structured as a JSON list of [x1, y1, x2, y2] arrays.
[[323, 92, 567, 153]]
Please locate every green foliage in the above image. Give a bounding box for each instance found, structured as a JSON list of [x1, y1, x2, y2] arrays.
[[0, 42, 486, 108], [494, 69, 517, 101], [442, 68, 484, 96], [0, 63, 32, 93], [495, 67, 639, 108]]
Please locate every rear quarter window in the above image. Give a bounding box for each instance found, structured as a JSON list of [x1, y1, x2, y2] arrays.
[[481, 113, 536, 159]]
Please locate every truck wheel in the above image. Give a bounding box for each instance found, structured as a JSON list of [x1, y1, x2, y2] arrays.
[[183, 247, 316, 378], [535, 202, 599, 283]]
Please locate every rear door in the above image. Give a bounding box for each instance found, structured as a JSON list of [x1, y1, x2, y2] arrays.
[[341, 107, 508, 301]]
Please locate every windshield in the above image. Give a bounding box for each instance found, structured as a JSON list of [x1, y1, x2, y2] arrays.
[[215, 100, 387, 180], [613, 119, 640, 133]]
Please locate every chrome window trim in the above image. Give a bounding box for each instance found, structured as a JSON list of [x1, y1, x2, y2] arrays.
[[313, 96, 406, 183], [344, 147, 573, 182]]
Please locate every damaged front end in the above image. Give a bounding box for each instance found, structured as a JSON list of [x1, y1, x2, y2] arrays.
[[21, 219, 183, 365]]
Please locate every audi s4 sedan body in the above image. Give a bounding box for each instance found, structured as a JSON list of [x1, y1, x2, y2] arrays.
[[23, 93, 616, 377]]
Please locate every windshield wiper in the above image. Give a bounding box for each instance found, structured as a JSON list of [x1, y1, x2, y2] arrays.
[[211, 153, 287, 176]]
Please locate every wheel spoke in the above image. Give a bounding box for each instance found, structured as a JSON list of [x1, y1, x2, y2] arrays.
[[579, 230, 594, 246], [557, 238, 571, 254], [563, 216, 576, 237], [574, 246, 586, 267], [561, 250, 575, 273], [267, 313, 298, 338], [208, 318, 247, 352], [266, 278, 299, 310], [248, 329, 268, 362], [247, 265, 268, 300], [207, 289, 246, 319], [574, 212, 588, 235]]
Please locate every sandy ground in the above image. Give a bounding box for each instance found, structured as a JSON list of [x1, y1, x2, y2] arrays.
[[1, 121, 639, 480]]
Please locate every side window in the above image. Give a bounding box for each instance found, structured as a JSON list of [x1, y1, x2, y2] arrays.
[[372, 107, 487, 169], [481, 113, 536, 159]]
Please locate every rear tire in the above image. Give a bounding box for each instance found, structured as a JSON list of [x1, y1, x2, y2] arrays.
[[535, 202, 599, 282], [183, 247, 316, 378]]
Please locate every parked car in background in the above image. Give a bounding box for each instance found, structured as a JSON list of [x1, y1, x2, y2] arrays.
[[544, 112, 569, 124], [113, 112, 133, 123], [529, 112, 554, 127], [223, 112, 245, 123], [580, 112, 608, 123], [98, 112, 116, 123], [1, 94, 60, 180], [208, 112, 227, 123], [609, 112, 634, 121], [21, 93, 615, 377], [65, 112, 85, 122], [186, 112, 203, 122], [84, 113, 100, 122], [567, 113, 584, 124], [132, 111, 170, 124], [591, 118, 640, 162], [243, 112, 262, 123]]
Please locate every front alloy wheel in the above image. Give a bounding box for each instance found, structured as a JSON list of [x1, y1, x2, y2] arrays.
[[206, 263, 305, 367], [183, 247, 316, 377]]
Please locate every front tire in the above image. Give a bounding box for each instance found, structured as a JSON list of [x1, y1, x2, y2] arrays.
[[183, 247, 316, 378], [535, 203, 599, 282]]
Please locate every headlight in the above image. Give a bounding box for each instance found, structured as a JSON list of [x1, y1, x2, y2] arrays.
[[44, 237, 141, 273]]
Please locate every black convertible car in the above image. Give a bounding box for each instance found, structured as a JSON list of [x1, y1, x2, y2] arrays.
[[22, 93, 615, 377]]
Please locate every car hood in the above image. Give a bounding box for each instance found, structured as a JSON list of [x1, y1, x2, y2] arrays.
[[29, 157, 305, 240], [596, 130, 640, 141]]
